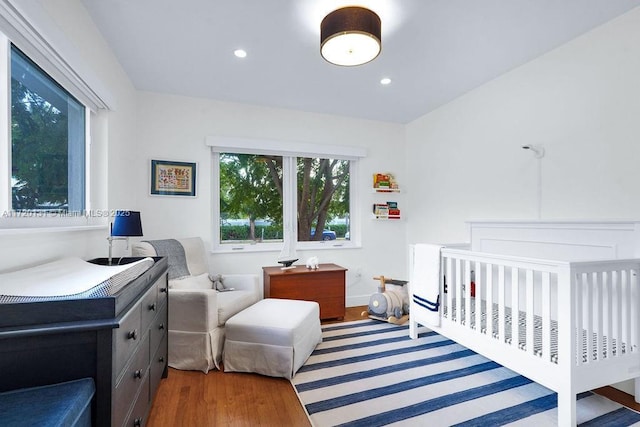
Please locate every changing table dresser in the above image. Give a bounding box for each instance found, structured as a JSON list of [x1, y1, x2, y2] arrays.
[[263, 263, 346, 320], [0, 256, 168, 427]]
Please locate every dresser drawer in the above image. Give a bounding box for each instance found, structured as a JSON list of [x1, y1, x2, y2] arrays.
[[114, 333, 150, 427], [141, 281, 159, 333], [114, 302, 142, 378], [156, 276, 168, 303], [149, 302, 167, 358], [123, 373, 150, 427], [150, 333, 167, 402]]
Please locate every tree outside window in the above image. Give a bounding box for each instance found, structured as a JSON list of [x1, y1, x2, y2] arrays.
[[296, 157, 349, 242], [218, 153, 350, 246], [10, 46, 85, 212], [219, 153, 283, 243]]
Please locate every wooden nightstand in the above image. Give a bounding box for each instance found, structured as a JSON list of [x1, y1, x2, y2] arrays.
[[262, 263, 347, 320]]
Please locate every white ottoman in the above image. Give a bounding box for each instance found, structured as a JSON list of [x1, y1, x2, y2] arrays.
[[223, 298, 322, 379]]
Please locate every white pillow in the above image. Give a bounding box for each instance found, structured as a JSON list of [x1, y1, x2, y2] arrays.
[[169, 273, 212, 290]]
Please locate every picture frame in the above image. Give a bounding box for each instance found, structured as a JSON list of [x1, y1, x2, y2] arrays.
[[150, 159, 197, 197]]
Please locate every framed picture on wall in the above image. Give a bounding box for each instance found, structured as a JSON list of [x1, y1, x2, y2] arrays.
[[150, 159, 197, 196]]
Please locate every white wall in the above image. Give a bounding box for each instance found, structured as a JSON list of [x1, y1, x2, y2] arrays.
[[0, 0, 138, 271], [4, 0, 637, 325], [134, 92, 407, 305], [405, 6, 640, 393], [406, 7, 640, 245], [0, 0, 408, 306]]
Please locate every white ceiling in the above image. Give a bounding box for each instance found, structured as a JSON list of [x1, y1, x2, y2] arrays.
[[81, 0, 640, 124]]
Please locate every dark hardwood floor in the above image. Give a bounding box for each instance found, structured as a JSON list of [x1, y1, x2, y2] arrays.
[[147, 305, 639, 426]]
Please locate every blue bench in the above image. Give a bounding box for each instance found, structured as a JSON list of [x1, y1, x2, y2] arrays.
[[0, 378, 95, 427]]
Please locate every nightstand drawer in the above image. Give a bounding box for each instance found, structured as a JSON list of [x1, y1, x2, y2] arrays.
[[114, 302, 142, 378]]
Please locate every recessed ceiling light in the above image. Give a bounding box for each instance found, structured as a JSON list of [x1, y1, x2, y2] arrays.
[[234, 49, 247, 58], [380, 77, 391, 85]]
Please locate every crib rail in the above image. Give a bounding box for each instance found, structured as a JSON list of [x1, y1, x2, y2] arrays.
[[571, 260, 640, 366], [437, 248, 640, 367]]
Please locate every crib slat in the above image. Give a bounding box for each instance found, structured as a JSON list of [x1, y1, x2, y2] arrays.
[[605, 271, 612, 359], [455, 259, 462, 324], [558, 265, 575, 371], [609, 270, 622, 360], [542, 272, 551, 362], [586, 273, 593, 363], [446, 257, 453, 320], [486, 264, 494, 338], [576, 272, 583, 366], [634, 268, 639, 355], [465, 260, 471, 328], [511, 267, 519, 349], [595, 272, 603, 362], [475, 261, 481, 332], [624, 270, 631, 352], [616, 270, 623, 358], [526, 269, 534, 356], [498, 265, 505, 343]]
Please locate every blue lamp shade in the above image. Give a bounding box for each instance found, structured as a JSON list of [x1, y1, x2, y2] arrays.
[[111, 211, 143, 237]]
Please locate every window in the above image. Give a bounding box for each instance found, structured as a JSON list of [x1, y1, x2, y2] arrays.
[[211, 137, 365, 252], [10, 45, 86, 213], [296, 157, 350, 243], [219, 153, 284, 244]]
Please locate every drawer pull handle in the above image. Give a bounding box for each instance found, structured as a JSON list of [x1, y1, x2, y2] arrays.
[[134, 369, 142, 379], [134, 417, 142, 426], [159, 356, 165, 363], [159, 323, 165, 330], [159, 287, 167, 293], [127, 330, 138, 340], [148, 303, 156, 311]]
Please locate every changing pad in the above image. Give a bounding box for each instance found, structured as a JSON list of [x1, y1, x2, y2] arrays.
[[0, 257, 154, 302]]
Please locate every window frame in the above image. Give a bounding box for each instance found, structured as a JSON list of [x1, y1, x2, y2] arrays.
[[0, 33, 92, 229], [209, 136, 365, 254]]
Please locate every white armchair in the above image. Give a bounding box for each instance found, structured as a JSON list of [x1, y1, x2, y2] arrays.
[[132, 237, 260, 373]]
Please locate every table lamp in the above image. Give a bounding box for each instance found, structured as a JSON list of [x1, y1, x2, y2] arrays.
[[108, 210, 143, 265]]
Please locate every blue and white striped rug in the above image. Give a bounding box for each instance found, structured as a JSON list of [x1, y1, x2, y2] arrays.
[[291, 319, 640, 427]]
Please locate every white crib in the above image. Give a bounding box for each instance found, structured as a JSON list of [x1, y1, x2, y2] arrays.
[[409, 220, 640, 426]]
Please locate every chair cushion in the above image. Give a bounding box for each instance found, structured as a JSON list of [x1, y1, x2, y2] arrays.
[[131, 241, 157, 257], [170, 273, 212, 290], [177, 237, 209, 276], [217, 291, 258, 326]]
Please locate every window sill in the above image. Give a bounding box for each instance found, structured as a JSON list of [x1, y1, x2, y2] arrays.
[[212, 241, 360, 254], [0, 224, 107, 236]]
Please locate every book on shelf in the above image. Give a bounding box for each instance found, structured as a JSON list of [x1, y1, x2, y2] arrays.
[[373, 172, 399, 191], [372, 203, 401, 219], [373, 203, 389, 217]]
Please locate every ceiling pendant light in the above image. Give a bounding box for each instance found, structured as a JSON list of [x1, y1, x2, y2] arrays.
[[320, 6, 381, 67]]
